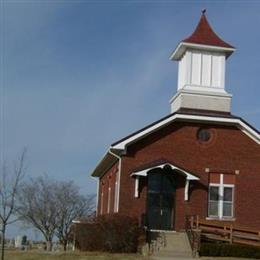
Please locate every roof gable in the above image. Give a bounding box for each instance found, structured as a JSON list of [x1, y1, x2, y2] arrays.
[[91, 112, 259, 177], [111, 113, 260, 150]]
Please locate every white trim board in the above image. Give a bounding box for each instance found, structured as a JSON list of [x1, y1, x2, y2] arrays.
[[170, 42, 235, 61]]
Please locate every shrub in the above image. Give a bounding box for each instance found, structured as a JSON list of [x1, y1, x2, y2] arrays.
[[200, 242, 260, 259], [73, 214, 144, 253]]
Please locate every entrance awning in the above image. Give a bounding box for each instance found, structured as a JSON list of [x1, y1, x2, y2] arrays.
[[130, 163, 199, 201], [130, 163, 199, 180]]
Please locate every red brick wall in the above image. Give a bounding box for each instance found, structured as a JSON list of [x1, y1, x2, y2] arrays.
[[97, 162, 118, 215], [97, 121, 260, 230]]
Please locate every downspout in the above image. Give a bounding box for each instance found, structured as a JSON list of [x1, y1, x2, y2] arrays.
[[108, 149, 122, 213]]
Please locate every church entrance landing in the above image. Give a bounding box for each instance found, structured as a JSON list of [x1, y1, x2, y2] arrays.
[[147, 166, 177, 230]]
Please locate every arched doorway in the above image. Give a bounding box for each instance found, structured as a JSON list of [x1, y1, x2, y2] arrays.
[[146, 166, 177, 230]]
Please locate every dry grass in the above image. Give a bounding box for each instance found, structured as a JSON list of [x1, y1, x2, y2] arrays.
[[5, 250, 251, 260], [5, 250, 148, 260]]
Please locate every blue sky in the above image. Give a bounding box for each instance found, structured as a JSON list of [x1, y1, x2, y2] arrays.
[[1, 1, 260, 237]]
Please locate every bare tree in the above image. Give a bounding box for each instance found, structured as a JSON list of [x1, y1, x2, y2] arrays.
[[55, 181, 95, 251], [0, 150, 26, 260], [17, 175, 95, 251], [17, 175, 59, 251]]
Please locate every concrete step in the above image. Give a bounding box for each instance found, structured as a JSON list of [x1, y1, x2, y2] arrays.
[[154, 251, 192, 257], [153, 232, 192, 258], [152, 256, 194, 260]]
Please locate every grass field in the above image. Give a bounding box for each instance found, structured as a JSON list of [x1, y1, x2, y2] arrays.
[[5, 250, 148, 260]]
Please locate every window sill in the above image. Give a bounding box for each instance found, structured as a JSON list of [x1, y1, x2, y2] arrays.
[[206, 217, 236, 221]]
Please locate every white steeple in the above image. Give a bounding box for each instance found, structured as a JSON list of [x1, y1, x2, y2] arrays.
[[170, 11, 235, 113]]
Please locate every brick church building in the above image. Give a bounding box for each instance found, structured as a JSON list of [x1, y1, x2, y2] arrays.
[[91, 12, 260, 231]]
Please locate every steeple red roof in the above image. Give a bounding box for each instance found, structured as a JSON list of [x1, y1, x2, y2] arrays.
[[182, 12, 234, 49]]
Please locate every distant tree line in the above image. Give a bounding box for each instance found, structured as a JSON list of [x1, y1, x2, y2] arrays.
[[0, 150, 95, 260]]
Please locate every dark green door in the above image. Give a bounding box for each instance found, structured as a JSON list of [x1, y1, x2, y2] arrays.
[[147, 168, 176, 230]]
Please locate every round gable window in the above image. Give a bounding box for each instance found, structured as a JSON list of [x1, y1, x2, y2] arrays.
[[197, 128, 211, 143]]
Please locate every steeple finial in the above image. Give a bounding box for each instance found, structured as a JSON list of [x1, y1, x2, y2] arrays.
[[202, 9, 206, 14]]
